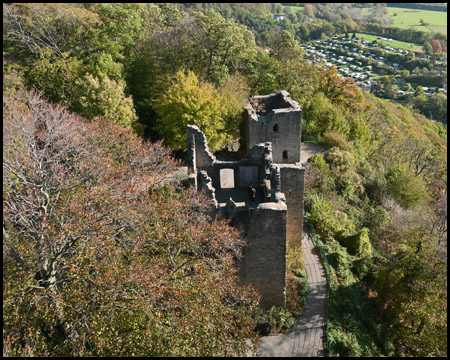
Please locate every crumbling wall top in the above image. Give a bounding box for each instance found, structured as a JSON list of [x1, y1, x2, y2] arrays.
[[187, 125, 216, 170], [246, 90, 300, 117]]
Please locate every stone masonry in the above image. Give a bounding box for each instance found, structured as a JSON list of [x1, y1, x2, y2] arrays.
[[187, 90, 304, 308]]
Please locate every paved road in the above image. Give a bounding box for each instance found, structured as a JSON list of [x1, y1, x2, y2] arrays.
[[251, 227, 327, 357]]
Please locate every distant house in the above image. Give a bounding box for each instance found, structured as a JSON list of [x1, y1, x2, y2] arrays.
[[273, 14, 285, 21]]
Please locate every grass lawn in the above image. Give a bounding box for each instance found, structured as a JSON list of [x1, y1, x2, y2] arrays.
[[350, 32, 424, 51], [288, 5, 304, 13]]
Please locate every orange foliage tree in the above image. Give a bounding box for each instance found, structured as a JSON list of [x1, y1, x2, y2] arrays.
[[3, 90, 259, 356]]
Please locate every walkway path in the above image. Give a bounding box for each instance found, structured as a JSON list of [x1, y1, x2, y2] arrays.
[[300, 142, 326, 165], [252, 227, 327, 357]]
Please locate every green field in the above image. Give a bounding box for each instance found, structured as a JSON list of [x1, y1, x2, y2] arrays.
[[352, 32, 424, 51], [288, 6, 304, 13], [388, 7, 447, 33], [362, 6, 447, 33]]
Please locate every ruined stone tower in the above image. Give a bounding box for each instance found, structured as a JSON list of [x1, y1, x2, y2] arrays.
[[187, 90, 304, 308], [245, 90, 305, 246]]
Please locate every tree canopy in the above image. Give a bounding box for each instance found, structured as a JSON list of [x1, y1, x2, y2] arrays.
[[3, 89, 259, 356], [3, 3, 447, 357]]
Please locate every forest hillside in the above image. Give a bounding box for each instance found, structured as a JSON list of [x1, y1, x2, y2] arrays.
[[3, 3, 447, 357]]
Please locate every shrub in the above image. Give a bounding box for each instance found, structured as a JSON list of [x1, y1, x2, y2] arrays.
[[323, 131, 351, 151], [327, 147, 356, 170], [254, 306, 295, 336], [326, 239, 355, 284], [305, 193, 356, 241], [292, 269, 308, 304], [308, 153, 328, 169], [346, 228, 372, 257], [328, 327, 363, 357], [352, 256, 376, 281]]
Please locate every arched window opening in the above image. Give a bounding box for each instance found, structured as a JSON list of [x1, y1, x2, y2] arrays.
[[273, 124, 279, 133], [282, 150, 288, 160]]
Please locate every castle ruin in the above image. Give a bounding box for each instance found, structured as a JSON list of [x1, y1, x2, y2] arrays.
[[187, 90, 305, 308]]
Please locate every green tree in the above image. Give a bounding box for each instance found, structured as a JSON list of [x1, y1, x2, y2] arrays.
[[154, 70, 230, 151], [423, 42, 433, 55], [246, 51, 279, 96], [303, 92, 349, 136], [266, 30, 319, 105], [427, 93, 447, 123], [374, 226, 447, 356], [25, 52, 84, 104], [71, 74, 142, 134], [386, 166, 428, 208], [218, 74, 249, 142], [384, 80, 394, 98], [190, 10, 256, 84], [400, 69, 410, 79], [415, 85, 425, 96], [94, 3, 146, 58]]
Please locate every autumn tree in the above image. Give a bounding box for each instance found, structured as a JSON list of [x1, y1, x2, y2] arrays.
[[303, 4, 315, 18], [3, 89, 259, 356], [431, 39, 443, 54], [153, 70, 231, 151]]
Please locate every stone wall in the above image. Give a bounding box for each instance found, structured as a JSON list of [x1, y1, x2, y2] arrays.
[[197, 170, 218, 207], [186, 89, 305, 309], [245, 91, 302, 164], [187, 125, 215, 171], [235, 194, 287, 308], [279, 164, 305, 246]]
